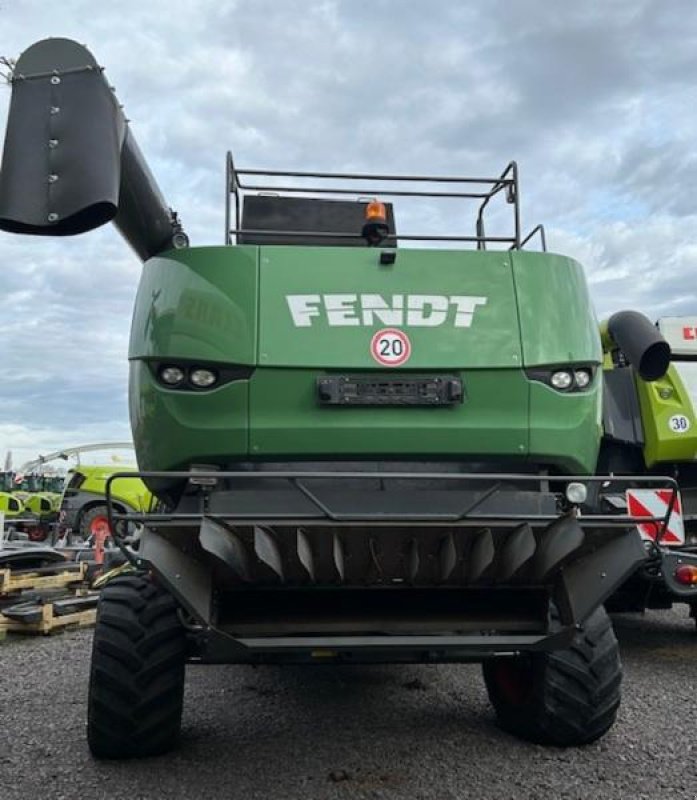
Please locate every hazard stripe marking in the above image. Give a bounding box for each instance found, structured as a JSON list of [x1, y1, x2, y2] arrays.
[[626, 489, 684, 545]]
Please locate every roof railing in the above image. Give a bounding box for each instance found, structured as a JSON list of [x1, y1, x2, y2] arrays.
[[225, 152, 546, 251]]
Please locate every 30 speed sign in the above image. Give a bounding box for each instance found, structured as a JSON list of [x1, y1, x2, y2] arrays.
[[370, 328, 412, 366]]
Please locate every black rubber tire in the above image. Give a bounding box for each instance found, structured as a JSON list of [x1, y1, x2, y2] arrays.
[[87, 574, 186, 759], [482, 605, 621, 746]]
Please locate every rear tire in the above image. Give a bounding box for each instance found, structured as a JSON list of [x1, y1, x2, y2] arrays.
[[482, 605, 621, 746], [87, 574, 186, 759]]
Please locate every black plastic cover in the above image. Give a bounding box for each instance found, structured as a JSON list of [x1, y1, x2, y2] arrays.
[[316, 375, 463, 406], [607, 310, 670, 382], [602, 367, 644, 445], [0, 38, 181, 260], [239, 195, 397, 246]]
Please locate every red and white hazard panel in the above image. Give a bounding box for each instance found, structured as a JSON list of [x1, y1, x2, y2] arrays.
[[625, 489, 685, 545]]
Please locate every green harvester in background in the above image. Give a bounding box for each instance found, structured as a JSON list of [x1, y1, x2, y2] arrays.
[[1, 37, 696, 759], [0, 471, 25, 521]]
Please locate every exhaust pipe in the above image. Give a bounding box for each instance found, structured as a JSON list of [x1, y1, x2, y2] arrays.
[[0, 38, 187, 260], [601, 310, 670, 382]]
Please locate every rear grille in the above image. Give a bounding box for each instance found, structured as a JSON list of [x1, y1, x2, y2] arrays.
[[198, 516, 586, 588]]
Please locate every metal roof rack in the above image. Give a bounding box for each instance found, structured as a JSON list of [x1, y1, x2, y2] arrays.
[[224, 152, 546, 251]]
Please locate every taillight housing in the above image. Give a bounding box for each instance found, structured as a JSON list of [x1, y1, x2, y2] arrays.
[[151, 361, 254, 392], [525, 365, 596, 393]]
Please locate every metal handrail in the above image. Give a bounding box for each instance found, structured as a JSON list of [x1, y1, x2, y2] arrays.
[[224, 152, 538, 250], [105, 469, 679, 563], [517, 224, 547, 252]]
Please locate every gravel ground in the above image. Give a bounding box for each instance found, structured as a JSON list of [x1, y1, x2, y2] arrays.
[[0, 608, 695, 800]]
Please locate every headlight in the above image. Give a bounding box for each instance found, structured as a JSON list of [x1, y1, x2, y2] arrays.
[[565, 482, 587, 505], [550, 370, 573, 390], [190, 368, 218, 388], [160, 365, 185, 385], [574, 369, 592, 389]]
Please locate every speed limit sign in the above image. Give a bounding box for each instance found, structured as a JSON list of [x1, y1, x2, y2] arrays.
[[370, 328, 412, 367]]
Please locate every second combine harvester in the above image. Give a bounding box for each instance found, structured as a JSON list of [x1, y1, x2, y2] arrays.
[[1, 38, 695, 759]]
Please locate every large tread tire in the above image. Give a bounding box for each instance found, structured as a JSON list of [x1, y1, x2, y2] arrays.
[[87, 574, 186, 759], [483, 606, 621, 746]]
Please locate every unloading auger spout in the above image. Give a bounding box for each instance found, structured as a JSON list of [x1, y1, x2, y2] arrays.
[[0, 37, 187, 260], [601, 310, 671, 382]]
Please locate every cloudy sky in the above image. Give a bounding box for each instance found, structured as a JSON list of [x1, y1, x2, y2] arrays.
[[1, 0, 697, 466]]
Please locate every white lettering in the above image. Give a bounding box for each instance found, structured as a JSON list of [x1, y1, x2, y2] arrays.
[[407, 295, 449, 327], [324, 294, 360, 326], [361, 294, 404, 326], [286, 295, 322, 327], [285, 294, 489, 328], [450, 296, 488, 327]]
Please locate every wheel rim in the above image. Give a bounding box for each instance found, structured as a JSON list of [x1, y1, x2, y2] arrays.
[[90, 516, 111, 537]]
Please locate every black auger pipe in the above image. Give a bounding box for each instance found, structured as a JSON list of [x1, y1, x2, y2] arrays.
[[604, 310, 671, 382], [0, 37, 186, 260]]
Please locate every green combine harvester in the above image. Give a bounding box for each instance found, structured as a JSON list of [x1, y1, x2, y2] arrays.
[[1, 38, 695, 759], [0, 471, 54, 540], [0, 472, 25, 521], [14, 474, 62, 514]]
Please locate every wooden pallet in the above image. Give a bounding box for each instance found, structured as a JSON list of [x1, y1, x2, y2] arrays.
[[0, 561, 87, 596], [0, 598, 97, 636]]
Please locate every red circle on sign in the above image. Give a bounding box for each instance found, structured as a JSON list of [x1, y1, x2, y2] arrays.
[[370, 328, 412, 366]]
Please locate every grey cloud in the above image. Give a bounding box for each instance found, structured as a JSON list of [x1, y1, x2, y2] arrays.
[[2, 0, 697, 462]]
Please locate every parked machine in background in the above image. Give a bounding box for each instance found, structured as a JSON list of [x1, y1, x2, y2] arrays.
[[0, 37, 695, 759], [602, 315, 697, 623], [2, 443, 134, 543], [59, 464, 152, 540], [0, 471, 25, 523]]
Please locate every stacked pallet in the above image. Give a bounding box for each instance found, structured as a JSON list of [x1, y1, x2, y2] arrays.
[[0, 560, 99, 636]]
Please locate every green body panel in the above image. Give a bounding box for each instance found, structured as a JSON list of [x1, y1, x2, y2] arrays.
[[73, 466, 153, 512], [529, 379, 602, 472], [258, 247, 520, 369], [130, 361, 249, 471], [129, 246, 258, 363], [511, 252, 602, 367], [248, 368, 529, 457], [128, 244, 602, 475], [635, 364, 697, 467]]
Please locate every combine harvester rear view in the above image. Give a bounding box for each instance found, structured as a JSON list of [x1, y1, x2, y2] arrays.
[[1, 37, 695, 759]]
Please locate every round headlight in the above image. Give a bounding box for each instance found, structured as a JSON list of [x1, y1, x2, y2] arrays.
[[574, 369, 592, 389], [190, 368, 217, 388], [172, 231, 190, 249], [550, 370, 573, 390], [565, 482, 588, 505], [160, 365, 185, 385]]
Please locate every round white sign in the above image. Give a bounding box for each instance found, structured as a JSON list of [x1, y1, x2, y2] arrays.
[[370, 328, 412, 367], [669, 414, 691, 434]]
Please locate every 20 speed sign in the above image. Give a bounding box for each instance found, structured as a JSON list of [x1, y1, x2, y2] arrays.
[[370, 328, 412, 366]]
